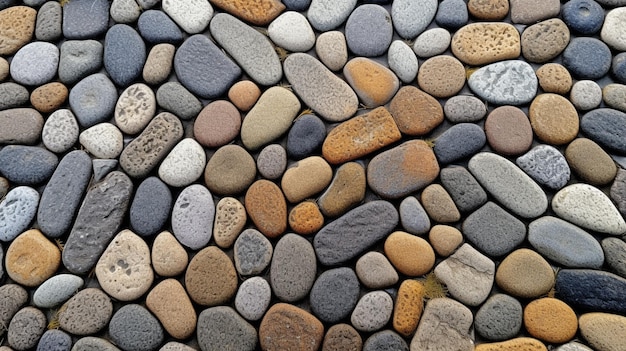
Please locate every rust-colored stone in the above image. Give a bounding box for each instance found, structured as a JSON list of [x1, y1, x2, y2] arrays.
[[389, 86, 443, 136], [5, 229, 60, 287], [536, 63, 572, 95], [30, 82, 68, 113], [245, 179, 287, 238], [417, 55, 466, 98], [393, 279, 425, 337], [523, 298, 578, 344], [289, 201, 324, 235], [343, 57, 400, 107], [259, 303, 324, 351], [475, 337, 547, 351], [209, 0, 285, 26]]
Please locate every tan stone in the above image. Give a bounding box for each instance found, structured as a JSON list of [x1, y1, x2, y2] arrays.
[[0, 57, 8, 81], [0, 6, 36, 55], [259, 303, 324, 351], [393, 279, 425, 337], [30, 82, 68, 113], [429, 225, 464, 257], [389, 86, 443, 136], [603, 84, 626, 113], [245, 179, 287, 238], [417, 55, 466, 98], [5, 229, 60, 287], [318, 162, 366, 218], [343, 57, 400, 107], [420, 184, 461, 223], [151, 231, 188, 277], [496, 249, 555, 299], [384, 231, 435, 276], [451, 23, 521, 65], [228, 80, 261, 112], [468, 0, 510, 20], [536, 63, 573, 95], [565, 138, 618, 186], [485, 105, 533, 156], [185, 246, 238, 306], [475, 337, 548, 351], [143, 43, 175, 85], [529, 93, 579, 145], [213, 197, 247, 248], [322, 323, 362, 351], [210, 0, 285, 25], [204, 144, 256, 195], [521, 19, 570, 63], [281, 156, 333, 203], [579, 312, 626, 351], [146, 279, 197, 340], [289, 201, 324, 235], [524, 298, 578, 344]]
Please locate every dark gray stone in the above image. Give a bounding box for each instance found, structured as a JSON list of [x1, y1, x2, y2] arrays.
[[0, 0, 16, 10], [614, 52, 626, 84], [562, 37, 612, 79], [109, 304, 164, 351], [130, 176, 172, 237], [516, 145, 571, 190], [138, 10, 184, 44], [581, 108, 626, 155], [434, 123, 486, 164], [0, 82, 29, 111], [310, 267, 360, 323], [363, 330, 409, 351], [197, 306, 257, 351], [462, 202, 526, 257], [562, 0, 605, 35], [35, 1, 62, 41], [440, 166, 488, 213], [104, 24, 146, 86], [37, 329, 72, 351], [286, 114, 326, 159], [62, 171, 133, 275], [270, 233, 317, 302], [58, 288, 113, 336], [435, 0, 468, 29], [314, 201, 399, 266], [474, 294, 523, 341], [156, 82, 203, 121], [62, 0, 110, 39], [38, 150, 92, 238], [69, 73, 117, 128], [0, 284, 28, 335], [234, 229, 273, 276], [345, 4, 393, 57], [58, 40, 103, 85], [556, 269, 626, 314], [7, 307, 46, 351], [283, 0, 311, 10], [0, 145, 58, 185], [602, 238, 626, 279]]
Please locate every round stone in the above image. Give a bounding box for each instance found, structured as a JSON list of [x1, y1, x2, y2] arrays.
[[10, 41, 58, 86], [36, 329, 72, 351], [158, 138, 206, 187], [235, 276, 271, 321], [463, 202, 526, 257], [510, 0, 560, 24], [162, 0, 213, 34], [444, 95, 487, 123], [245, 180, 287, 238], [288, 201, 324, 235], [114, 83, 156, 135], [0, 6, 36, 56], [388, 40, 419, 83], [204, 144, 256, 195], [345, 4, 393, 57], [614, 53, 626, 84], [562, 0, 605, 35], [428, 225, 464, 257], [417, 55, 465, 98], [259, 303, 324, 351], [390, 86, 443, 136], [111, 0, 142, 23], [364, 330, 409, 351], [62, 0, 110, 39], [485, 106, 533, 155], [384, 231, 435, 276], [185, 246, 237, 306], [344, 57, 399, 108], [524, 298, 578, 343], [435, 0, 469, 29], [309, 267, 360, 323], [570, 80, 602, 110], [565, 138, 617, 186], [601, 7, 626, 51], [529, 93, 579, 145], [475, 294, 523, 341], [434, 123, 487, 165], [5, 229, 60, 287], [0, 82, 29, 110], [104, 24, 146, 86], [194, 100, 241, 148], [228, 80, 261, 112], [213, 197, 247, 248], [0, 145, 58, 185], [603, 237, 626, 278], [234, 229, 273, 276], [196, 306, 257, 351], [355, 251, 399, 289], [468, 0, 509, 20], [413, 28, 451, 58], [562, 37, 612, 79], [391, 0, 437, 39], [581, 108, 626, 154], [137, 9, 183, 43], [536, 63, 573, 95], [58, 40, 103, 85], [318, 161, 366, 218], [322, 324, 363, 351], [151, 231, 188, 277], [268, 11, 315, 52], [496, 249, 556, 298], [58, 288, 113, 336], [521, 19, 570, 63], [399, 196, 431, 235], [256, 144, 287, 180], [286, 114, 326, 159], [30, 82, 68, 113], [351, 291, 394, 332], [108, 304, 164, 351]]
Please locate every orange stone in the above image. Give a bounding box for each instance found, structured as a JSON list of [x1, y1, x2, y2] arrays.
[[259, 303, 324, 351], [30, 82, 69, 113], [245, 179, 287, 238], [0, 6, 36, 55], [322, 106, 401, 165], [343, 57, 400, 107], [384, 231, 436, 276], [535, 63, 572, 95], [475, 337, 547, 351], [523, 298, 578, 344], [389, 86, 444, 136], [210, 0, 285, 25], [289, 201, 324, 235], [5, 229, 60, 287], [393, 279, 425, 337], [228, 80, 261, 112], [529, 94, 579, 145]]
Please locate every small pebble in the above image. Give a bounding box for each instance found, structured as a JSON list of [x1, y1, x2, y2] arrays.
[[509, 0, 560, 24], [399, 196, 431, 235], [389, 86, 443, 135], [351, 291, 394, 332], [345, 4, 393, 57], [146, 279, 197, 340], [388, 40, 418, 83], [391, 0, 437, 39], [420, 184, 461, 223], [58, 40, 103, 85], [171, 184, 215, 250], [468, 60, 538, 105], [475, 338, 548, 351], [33, 274, 83, 309], [108, 304, 164, 351], [536, 63, 573, 95], [79, 123, 124, 159], [601, 7, 626, 51], [363, 330, 409, 351], [562, 37, 612, 79], [462, 202, 527, 257], [245, 180, 287, 238], [213, 197, 247, 248], [159, 138, 206, 187], [234, 229, 273, 276], [143, 43, 175, 85], [570, 80, 602, 110], [475, 294, 523, 341], [435, 0, 468, 28], [259, 303, 324, 351], [428, 225, 464, 257], [0, 145, 58, 185], [344, 57, 399, 107], [10, 42, 59, 86], [185, 246, 237, 306], [62, 0, 110, 39], [115, 83, 157, 135], [411, 298, 474, 351], [268, 11, 315, 52], [7, 307, 46, 351], [316, 31, 348, 71], [0, 108, 43, 145], [256, 144, 287, 180], [235, 277, 271, 321], [565, 138, 617, 186], [151, 231, 188, 277], [156, 82, 202, 121], [413, 28, 451, 58], [468, 0, 509, 20], [29, 82, 68, 113], [384, 231, 435, 276], [433, 122, 487, 164], [355, 251, 399, 289], [286, 114, 326, 159], [197, 306, 257, 351], [69, 73, 118, 128], [228, 80, 261, 112], [35, 1, 62, 41], [194, 101, 240, 148], [307, 0, 356, 31], [417, 55, 466, 98], [130, 177, 172, 237], [72, 337, 120, 351], [562, 0, 605, 35], [613, 52, 626, 84], [496, 249, 555, 299], [288, 201, 324, 235], [443, 95, 487, 123], [322, 323, 363, 351], [162, 0, 213, 34], [110, 0, 142, 24], [523, 297, 578, 344], [485, 106, 533, 155], [58, 288, 113, 336], [555, 342, 595, 351], [270, 233, 317, 302], [516, 145, 571, 190], [205, 144, 256, 195], [310, 267, 360, 323], [137, 9, 184, 44]]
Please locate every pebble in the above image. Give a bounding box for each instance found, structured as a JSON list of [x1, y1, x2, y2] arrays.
[[62, 0, 110, 39], [108, 304, 163, 351], [58, 40, 103, 85], [115, 83, 156, 135], [171, 184, 214, 250], [0, 284, 28, 336], [0, 108, 43, 145], [611, 169, 626, 217], [355, 251, 399, 289], [146, 279, 197, 340], [92, 159, 117, 182], [162, 0, 213, 34], [388, 40, 418, 83], [495, 249, 555, 298], [0, 83, 28, 110], [571, 80, 603, 110], [614, 53, 626, 84], [385, 231, 435, 276], [602, 7, 626, 51], [194, 101, 240, 148], [413, 28, 451, 58], [156, 82, 202, 121], [596, 0, 626, 5], [33, 274, 84, 309], [318, 162, 366, 217], [228, 80, 261, 112], [391, 0, 437, 39], [434, 123, 487, 164], [197, 306, 257, 351], [536, 63, 573, 95], [364, 331, 409, 351], [521, 19, 570, 63], [485, 106, 533, 155], [429, 225, 464, 257], [143, 44, 175, 85], [417, 55, 466, 98], [516, 145, 571, 190], [581, 108, 626, 154], [235, 277, 272, 321], [436, 0, 468, 28], [240, 86, 301, 150], [245, 180, 287, 238], [79, 123, 124, 159], [562, 37, 612, 79], [562, 0, 605, 35], [316, 31, 348, 71], [72, 337, 121, 351], [510, 0, 560, 24], [136, 0, 160, 9], [205, 144, 256, 195], [6, 229, 59, 287], [36, 329, 72, 351], [288, 201, 324, 235], [283, 0, 311, 11], [524, 297, 578, 344], [286, 114, 326, 159], [151, 231, 188, 277], [282, 156, 332, 203], [30, 82, 68, 113], [0, 6, 35, 55], [451, 23, 521, 65], [256, 144, 287, 180], [351, 291, 394, 332], [268, 11, 315, 52], [444, 95, 487, 123], [159, 138, 206, 187], [259, 303, 324, 351], [307, 0, 356, 31], [421, 184, 461, 223], [322, 324, 363, 351], [210, 13, 282, 86], [469, 152, 548, 218], [270, 233, 317, 302], [604, 84, 626, 112], [475, 338, 548, 351], [468, 60, 538, 105], [138, 10, 184, 44], [10, 42, 58, 86], [62, 171, 133, 275], [110, 0, 142, 24], [566, 138, 617, 186], [393, 280, 424, 337], [210, 0, 284, 26], [310, 267, 360, 323], [552, 183, 626, 235], [579, 313, 626, 351], [185, 246, 237, 306], [556, 269, 626, 314], [69, 73, 117, 128], [213, 197, 246, 248], [467, 0, 509, 20], [234, 229, 273, 276], [411, 298, 474, 351], [314, 201, 398, 266], [344, 57, 399, 107], [556, 342, 595, 351], [603, 237, 626, 278], [474, 294, 523, 341], [7, 307, 46, 351], [390, 86, 443, 135], [0, 145, 58, 185], [399, 196, 431, 235], [37, 150, 92, 238], [345, 4, 393, 57], [0, 176, 7, 198], [58, 288, 113, 335]]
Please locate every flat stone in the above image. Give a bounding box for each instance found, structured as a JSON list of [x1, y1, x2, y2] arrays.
[[571, 80, 603, 110], [33, 274, 83, 309], [228, 80, 261, 112], [603, 237, 626, 278], [213, 197, 246, 248], [160, 342, 197, 351], [485, 106, 533, 155], [36, 1, 62, 41], [286, 114, 326, 159], [440, 166, 487, 213], [37, 329, 72, 351], [110, 0, 142, 23], [115, 83, 156, 135], [0, 108, 43, 145], [197, 307, 257, 351], [556, 269, 626, 314], [194, 100, 241, 148], [0, 6, 36, 55], [307, 0, 356, 31], [524, 297, 578, 344], [259, 303, 324, 351], [434, 123, 486, 164], [385, 231, 435, 276], [210, 0, 284, 25], [0, 145, 58, 185], [310, 267, 360, 323], [151, 231, 188, 277], [562, 37, 612, 79], [421, 184, 461, 223], [109, 304, 163, 351], [322, 324, 363, 351], [516, 145, 570, 190], [344, 57, 399, 107], [245, 180, 287, 238], [596, 0, 626, 5], [566, 138, 617, 186], [603, 84, 626, 113], [30, 82, 68, 113], [79, 123, 124, 159], [58, 40, 103, 85], [58, 288, 113, 335], [345, 4, 393, 57], [156, 82, 202, 121], [452, 23, 521, 65], [399, 196, 431, 235], [103, 24, 145, 86], [270, 233, 316, 302], [351, 291, 394, 332], [136, 0, 160, 9], [318, 162, 366, 218], [510, 0, 560, 24], [316, 31, 348, 71], [268, 11, 315, 52], [288, 201, 324, 235], [0, 83, 29, 110], [388, 40, 418, 83], [579, 313, 626, 351], [6, 229, 60, 286], [69, 73, 117, 128], [389, 86, 443, 136], [234, 229, 273, 276], [444, 95, 487, 123], [281, 156, 332, 203], [72, 337, 121, 351], [410, 298, 474, 351], [143, 44, 175, 85], [364, 330, 408, 351], [463, 201, 527, 256], [496, 249, 555, 298], [536, 63, 573, 95], [7, 307, 46, 351], [205, 144, 256, 195], [138, 10, 184, 44], [92, 159, 117, 182], [0, 284, 29, 337], [185, 246, 237, 306], [475, 294, 523, 341], [418, 55, 466, 98], [283, 0, 311, 10], [159, 138, 206, 187], [468, 60, 538, 105], [162, 0, 213, 33], [10, 42, 58, 86], [602, 7, 626, 51], [235, 276, 272, 321], [429, 225, 464, 257], [581, 108, 626, 154], [146, 279, 197, 340], [562, 0, 605, 35], [521, 19, 570, 63], [355, 251, 399, 289], [391, 0, 437, 39], [413, 28, 451, 58], [0, 187, 39, 242], [171, 184, 214, 250], [62, 0, 110, 39], [256, 144, 287, 180], [475, 338, 548, 351]]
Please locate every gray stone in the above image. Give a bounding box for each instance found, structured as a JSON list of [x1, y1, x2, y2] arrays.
[[581, 108, 626, 154], [268, 11, 316, 52], [516, 145, 571, 190], [388, 40, 418, 83], [444, 95, 487, 123], [0, 186, 39, 242], [435, 0, 469, 28], [72, 337, 121, 351], [355, 251, 399, 289], [434, 123, 486, 164], [7, 307, 46, 351], [256, 144, 287, 180], [235, 277, 272, 321], [0, 108, 43, 145], [556, 342, 595, 351], [104, 24, 146, 86], [601, 7, 626, 51], [556, 269, 626, 314], [0, 145, 58, 185], [440, 166, 488, 213], [160, 342, 197, 351], [0, 83, 29, 110], [596, 0, 626, 5], [197, 306, 257, 351], [571, 80, 602, 110], [310, 268, 360, 323], [42, 109, 79, 153], [156, 82, 202, 121], [463, 202, 526, 257], [350, 291, 393, 332], [92, 159, 118, 182], [136, 0, 160, 9], [37, 329, 72, 351], [474, 294, 523, 341], [316, 31, 348, 71], [363, 330, 408, 351], [391, 0, 437, 39], [602, 238, 626, 279], [35, 1, 62, 41], [413, 28, 452, 58], [286, 114, 326, 160], [0, 243, 3, 280], [58, 40, 103, 85], [138, 9, 184, 44], [62, 0, 110, 39], [171, 184, 214, 250], [410, 298, 474, 351], [10, 42, 58, 86], [270, 233, 317, 302], [110, 0, 142, 24], [283, 0, 311, 11], [59, 288, 113, 336], [307, 0, 357, 31], [33, 274, 84, 309], [399, 196, 431, 235], [69, 73, 117, 128], [468, 60, 538, 105], [130, 177, 172, 237], [0, 284, 29, 338], [345, 4, 393, 57], [234, 229, 273, 276], [109, 304, 164, 351]]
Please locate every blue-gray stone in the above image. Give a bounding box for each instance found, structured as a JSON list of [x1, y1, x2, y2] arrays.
[[391, 0, 438, 39], [307, 0, 357, 32], [399, 196, 431, 235], [234, 229, 273, 276], [0, 0, 16, 10], [0, 82, 29, 110], [581, 108, 626, 154], [562, 0, 605, 35], [314, 201, 399, 266], [556, 269, 626, 314], [0, 145, 58, 185], [435, 0, 468, 29], [283, 0, 311, 10], [440, 166, 488, 213], [270, 233, 317, 302], [463, 202, 526, 257], [602, 238, 626, 278], [58, 40, 103, 85], [468, 60, 538, 105], [37, 150, 92, 238], [9, 42, 59, 86], [364, 330, 408, 351], [310, 267, 360, 323], [434, 123, 486, 164], [130, 176, 172, 237], [516, 145, 570, 190], [35, 1, 63, 42], [138, 10, 184, 44], [0, 186, 39, 242], [69, 73, 117, 128], [156, 82, 203, 121], [104, 24, 146, 86], [92, 159, 118, 182], [37, 329, 72, 351], [62, 0, 110, 39], [109, 304, 164, 351], [174, 34, 242, 99], [33, 274, 84, 308], [286, 114, 326, 159], [197, 306, 257, 351], [529, 216, 604, 269], [613, 52, 626, 84], [345, 4, 393, 57], [562, 37, 612, 79], [474, 294, 522, 341]]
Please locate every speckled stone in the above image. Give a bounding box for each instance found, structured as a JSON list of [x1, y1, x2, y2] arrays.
[[58, 40, 103, 85], [536, 63, 573, 95], [103, 24, 146, 86], [289, 201, 324, 235], [411, 298, 474, 351], [0, 284, 29, 337], [69, 73, 117, 128], [228, 80, 261, 112], [245, 180, 287, 238], [307, 0, 356, 32], [345, 4, 393, 57], [0, 6, 36, 56], [62, 0, 110, 39], [364, 330, 409, 351], [388, 40, 418, 83], [213, 197, 246, 249], [435, 0, 468, 29], [496, 249, 555, 299], [392, 279, 424, 337], [36, 329, 72, 351], [316, 31, 348, 71], [143, 43, 175, 85], [185, 246, 237, 306], [344, 57, 399, 107], [162, 0, 214, 33], [475, 338, 548, 351], [114, 83, 156, 135], [463, 201, 527, 257], [268, 11, 315, 52], [235, 276, 271, 321], [603, 238, 626, 279], [270, 233, 316, 302], [151, 231, 188, 277], [524, 297, 578, 344], [413, 28, 451, 58], [579, 313, 626, 351], [196, 306, 257, 351], [137, 9, 184, 44], [71, 337, 121, 351], [171, 184, 215, 250], [318, 162, 366, 218], [79, 123, 124, 159], [355, 251, 399, 289], [601, 7, 626, 51], [322, 324, 363, 351], [417, 55, 466, 98], [110, 0, 142, 24], [385, 231, 435, 276], [521, 19, 570, 63], [30, 82, 67, 113], [562, 37, 612, 79], [429, 225, 464, 257], [516, 145, 571, 190], [452, 23, 521, 65], [468, 60, 538, 105], [146, 279, 197, 340], [259, 303, 324, 351], [391, 0, 437, 39], [194, 100, 241, 148], [210, 0, 284, 26], [475, 294, 523, 341], [5, 229, 60, 287], [389, 86, 443, 136], [510, 0, 560, 24], [310, 267, 360, 323], [562, 0, 605, 35], [35, 2, 62, 41], [351, 291, 394, 332], [256, 144, 287, 180], [0, 146, 57, 185], [108, 305, 164, 351], [0, 82, 29, 110], [58, 288, 113, 336], [0, 108, 43, 145], [468, 0, 509, 20], [571, 80, 603, 110], [7, 307, 46, 351], [421, 184, 461, 223], [234, 229, 273, 276], [611, 169, 626, 218], [485, 106, 533, 155], [158, 138, 206, 187], [443, 95, 487, 123], [603, 84, 626, 113]]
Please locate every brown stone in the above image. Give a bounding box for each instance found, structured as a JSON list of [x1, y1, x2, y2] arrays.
[[496, 249, 555, 299], [143, 43, 175, 85], [389, 86, 443, 136], [0, 57, 8, 81], [322, 106, 401, 165], [213, 197, 247, 248], [318, 162, 366, 218], [529, 93, 579, 145], [579, 312, 626, 351], [451, 23, 521, 65], [0, 6, 36, 56], [536, 63, 573, 95], [204, 144, 256, 195], [259, 303, 324, 351], [343, 57, 400, 107], [245, 179, 287, 238], [384, 231, 436, 276], [5, 229, 60, 287], [524, 297, 578, 344], [485, 106, 533, 155], [468, 0, 510, 20], [289, 201, 324, 235], [0, 108, 44, 145], [393, 279, 425, 337], [228, 80, 261, 112], [30, 82, 68, 113], [429, 225, 464, 257], [151, 231, 189, 277], [417, 55, 466, 98], [475, 337, 548, 351], [420, 184, 461, 223], [210, 0, 285, 25], [185, 246, 237, 306], [146, 279, 197, 340], [194, 100, 241, 148], [521, 19, 570, 63], [322, 323, 362, 351], [566, 138, 617, 186], [510, 0, 560, 24], [281, 156, 333, 203]]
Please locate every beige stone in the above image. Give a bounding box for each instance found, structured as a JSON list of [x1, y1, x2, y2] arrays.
[[281, 156, 333, 203], [318, 162, 366, 218], [228, 80, 261, 112], [143, 43, 175, 85], [146, 279, 197, 340], [579, 312, 626, 351], [417, 55, 466, 98], [452, 23, 521, 65], [185, 246, 238, 306], [536, 63, 573, 95], [429, 225, 463, 257], [421, 184, 461, 223], [0, 6, 36, 55], [213, 197, 247, 248], [496, 249, 555, 299], [151, 231, 188, 277], [384, 231, 435, 276]]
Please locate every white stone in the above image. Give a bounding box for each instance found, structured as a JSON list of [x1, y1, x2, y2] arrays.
[[570, 80, 603, 111], [307, 0, 357, 31], [158, 138, 206, 187], [601, 7, 626, 51], [413, 28, 451, 58], [235, 277, 271, 321], [115, 83, 156, 134], [79, 123, 124, 159], [388, 40, 418, 83], [10, 42, 59, 86], [316, 31, 348, 71], [162, 0, 213, 34], [42, 109, 79, 153], [350, 291, 393, 332], [268, 11, 315, 52], [392, 0, 438, 39], [468, 60, 538, 105]]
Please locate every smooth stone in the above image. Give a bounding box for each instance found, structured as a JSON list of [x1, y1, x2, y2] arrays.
[[92, 159, 117, 182], [421, 184, 461, 223], [524, 297, 578, 344], [58, 288, 113, 335], [0, 177, 7, 199], [355, 251, 399, 289], [194, 100, 241, 148], [411, 298, 474, 351], [556, 269, 626, 314], [391, 0, 437, 38], [115, 83, 156, 135], [58, 40, 103, 84], [171, 184, 214, 250], [240, 86, 301, 151], [109, 304, 163, 351], [322, 324, 363, 351], [234, 229, 273, 276], [33, 274, 84, 309], [205, 144, 256, 195], [256, 144, 287, 180], [475, 338, 548, 351], [351, 291, 393, 332], [104, 24, 146, 86], [314, 201, 398, 266], [571, 80, 603, 110], [417, 55, 466, 98], [385, 231, 435, 276], [463, 201, 525, 257], [510, 0, 560, 23], [281, 156, 332, 203], [0, 145, 57, 185], [7, 307, 46, 350], [185, 246, 237, 306], [159, 138, 206, 187], [475, 294, 523, 341], [138, 10, 183, 44], [485, 106, 532, 155], [288, 201, 324, 235], [62, 0, 110, 39], [529, 216, 604, 269], [37, 150, 92, 238], [143, 44, 175, 85], [552, 183, 626, 235], [388, 40, 418, 83], [345, 4, 393, 57], [434, 123, 486, 164], [496, 249, 555, 298], [310, 267, 360, 323], [566, 138, 617, 186], [5, 229, 60, 286], [389, 86, 443, 135], [562, 37, 612, 79], [440, 166, 488, 213], [72, 337, 121, 351], [151, 231, 188, 277], [344, 57, 399, 107], [30, 82, 68, 113], [36, 1, 62, 41], [283, 0, 311, 10], [603, 84, 626, 112], [562, 0, 605, 35], [146, 279, 197, 339], [316, 31, 348, 71], [174, 34, 241, 99], [245, 180, 287, 238], [581, 108, 626, 154], [270, 233, 316, 302], [516, 145, 571, 190], [79, 123, 123, 159], [521, 19, 570, 63], [259, 303, 324, 351], [162, 0, 213, 34], [69, 73, 117, 128], [210, 13, 282, 86], [284, 53, 359, 122], [110, 0, 142, 23], [429, 225, 464, 257], [603, 238, 626, 278], [197, 307, 257, 351], [536, 63, 573, 95], [235, 277, 272, 321], [399, 196, 431, 235], [10, 41, 58, 86], [318, 162, 366, 218], [120, 112, 184, 178], [62, 172, 133, 275], [228, 80, 261, 112], [602, 7, 626, 51], [579, 313, 626, 351], [364, 331, 408, 351], [614, 53, 626, 84], [596, 0, 626, 4], [213, 197, 246, 248], [452, 23, 521, 65], [0, 6, 35, 56], [0, 108, 43, 145], [610, 169, 626, 218], [0, 187, 32, 240], [468, 60, 538, 105], [156, 82, 202, 120], [136, 0, 160, 9], [37, 329, 72, 351], [307, 0, 356, 31], [209, 0, 284, 25], [444, 95, 487, 123], [413, 28, 451, 58], [435, 0, 468, 28], [286, 114, 326, 159], [393, 280, 425, 337], [0, 284, 28, 337], [268, 11, 315, 52], [0, 83, 29, 110]]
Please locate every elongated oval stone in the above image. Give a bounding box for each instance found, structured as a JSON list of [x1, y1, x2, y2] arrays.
[[270, 233, 317, 302], [104, 24, 145, 86], [146, 279, 197, 340], [171, 184, 215, 250], [452, 22, 521, 65], [114, 83, 156, 135], [556, 269, 626, 314], [580, 108, 626, 154], [33, 274, 84, 308], [468, 60, 538, 105], [245, 180, 287, 238]]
